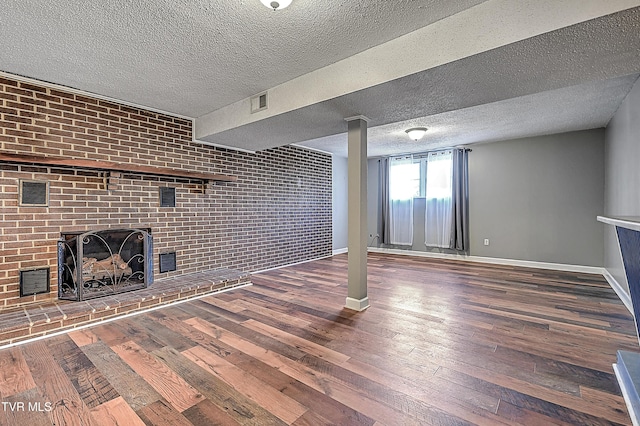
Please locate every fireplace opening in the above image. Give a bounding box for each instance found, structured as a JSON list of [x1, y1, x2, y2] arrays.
[[58, 228, 153, 301]]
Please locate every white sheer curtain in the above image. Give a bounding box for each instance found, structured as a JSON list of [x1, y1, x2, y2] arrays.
[[425, 150, 453, 248], [389, 156, 418, 245]]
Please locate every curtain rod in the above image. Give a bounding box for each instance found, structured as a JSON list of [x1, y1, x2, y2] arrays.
[[390, 147, 472, 160], [373, 146, 472, 162]]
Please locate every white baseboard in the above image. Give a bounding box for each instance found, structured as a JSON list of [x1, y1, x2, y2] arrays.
[[345, 296, 370, 312], [254, 249, 631, 313], [614, 363, 640, 426], [366, 247, 605, 275], [366, 247, 638, 311], [603, 270, 633, 314]]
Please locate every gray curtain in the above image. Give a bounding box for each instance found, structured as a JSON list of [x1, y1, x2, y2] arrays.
[[450, 149, 469, 251], [379, 158, 390, 245]]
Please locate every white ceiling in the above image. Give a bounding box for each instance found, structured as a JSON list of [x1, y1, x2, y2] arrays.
[[0, 0, 484, 117], [1, 0, 640, 157], [299, 74, 640, 158]]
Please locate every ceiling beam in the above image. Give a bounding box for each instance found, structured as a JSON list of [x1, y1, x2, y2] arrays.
[[196, 0, 640, 147]]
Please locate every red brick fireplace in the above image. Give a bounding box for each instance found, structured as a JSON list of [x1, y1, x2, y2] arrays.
[[0, 75, 332, 309]]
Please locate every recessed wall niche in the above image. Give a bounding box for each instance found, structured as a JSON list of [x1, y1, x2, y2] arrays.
[[19, 180, 49, 206]]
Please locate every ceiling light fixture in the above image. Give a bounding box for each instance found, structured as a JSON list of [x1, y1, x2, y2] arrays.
[[405, 127, 428, 141], [260, 0, 292, 10]]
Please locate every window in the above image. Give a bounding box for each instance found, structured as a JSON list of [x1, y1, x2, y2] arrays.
[[425, 151, 453, 200], [389, 160, 420, 200], [388, 156, 417, 245], [424, 150, 453, 248], [388, 151, 453, 201], [386, 150, 454, 248]]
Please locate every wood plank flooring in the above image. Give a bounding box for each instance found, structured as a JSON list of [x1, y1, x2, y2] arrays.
[[0, 253, 636, 425]]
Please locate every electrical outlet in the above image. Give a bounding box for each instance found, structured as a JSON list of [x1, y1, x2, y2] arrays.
[[484, 238, 490, 246]]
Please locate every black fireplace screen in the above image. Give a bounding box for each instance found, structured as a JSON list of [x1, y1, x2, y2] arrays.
[[58, 228, 153, 301]]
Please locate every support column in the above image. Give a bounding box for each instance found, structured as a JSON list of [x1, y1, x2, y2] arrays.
[[345, 116, 369, 311]]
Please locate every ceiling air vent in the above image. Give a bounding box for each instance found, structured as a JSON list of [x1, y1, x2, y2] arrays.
[[250, 92, 268, 113]]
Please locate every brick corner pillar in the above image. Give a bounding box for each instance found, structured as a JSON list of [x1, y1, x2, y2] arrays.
[[345, 116, 370, 312]]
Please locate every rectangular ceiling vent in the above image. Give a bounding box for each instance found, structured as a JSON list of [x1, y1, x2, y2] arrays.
[[250, 92, 268, 113]]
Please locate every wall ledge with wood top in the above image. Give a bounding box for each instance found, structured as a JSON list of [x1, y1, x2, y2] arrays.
[[598, 215, 640, 426]]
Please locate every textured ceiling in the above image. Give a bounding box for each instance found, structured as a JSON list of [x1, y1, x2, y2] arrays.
[[1, 1, 640, 156], [298, 74, 640, 157], [0, 0, 485, 117], [202, 7, 640, 152]]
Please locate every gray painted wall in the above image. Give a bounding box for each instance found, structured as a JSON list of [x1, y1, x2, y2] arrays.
[[332, 155, 348, 250], [604, 76, 640, 293], [335, 157, 382, 250], [365, 130, 606, 266], [367, 158, 380, 247], [469, 130, 605, 266]]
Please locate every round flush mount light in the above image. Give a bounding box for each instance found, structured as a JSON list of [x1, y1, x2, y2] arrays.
[[405, 127, 428, 141], [260, 0, 293, 10]]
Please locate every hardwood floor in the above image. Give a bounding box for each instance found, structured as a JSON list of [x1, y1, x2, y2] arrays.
[[0, 253, 636, 425]]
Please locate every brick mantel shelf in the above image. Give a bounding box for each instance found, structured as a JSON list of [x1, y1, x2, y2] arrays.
[[0, 152, 237, 185]]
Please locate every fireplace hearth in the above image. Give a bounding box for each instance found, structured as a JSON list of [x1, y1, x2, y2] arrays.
[[58, 228, 153, 301]]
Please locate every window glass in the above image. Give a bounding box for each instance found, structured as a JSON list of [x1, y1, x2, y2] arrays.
[[389, 162, 420, 200], [426, 153, 453, 199]]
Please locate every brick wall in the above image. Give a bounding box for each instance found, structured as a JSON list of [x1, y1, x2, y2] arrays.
[[0, 76, 332, 308]]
